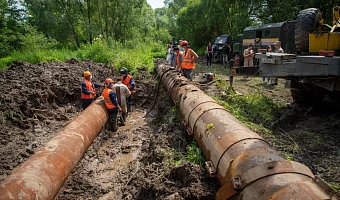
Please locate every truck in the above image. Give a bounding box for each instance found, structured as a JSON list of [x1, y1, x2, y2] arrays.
[[232, 21, 297, 67], [212, 34, 232, 65], [232, 7, 340, 103]]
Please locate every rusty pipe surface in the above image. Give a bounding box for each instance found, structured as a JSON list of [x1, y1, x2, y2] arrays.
[[0, 97, 108, 200], [156, 61, 339, 200]]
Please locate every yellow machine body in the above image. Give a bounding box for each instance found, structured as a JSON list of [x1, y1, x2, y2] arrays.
[[309, 32, 340, 52]]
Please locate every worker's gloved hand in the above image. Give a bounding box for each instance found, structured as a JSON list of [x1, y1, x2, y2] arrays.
[[131, 90, 136, 94], [89, 91, 95, 94]]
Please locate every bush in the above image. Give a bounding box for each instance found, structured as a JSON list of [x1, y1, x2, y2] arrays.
[[2, 35, 166, 76], [195, 46, 206, 56]]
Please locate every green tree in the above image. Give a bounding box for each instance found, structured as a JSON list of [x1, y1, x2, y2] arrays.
[[0, 0, 27, 57]]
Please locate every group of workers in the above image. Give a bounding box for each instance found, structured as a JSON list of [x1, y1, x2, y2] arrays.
[[166, 40, 199, 81], [80, 68, 135, 132]]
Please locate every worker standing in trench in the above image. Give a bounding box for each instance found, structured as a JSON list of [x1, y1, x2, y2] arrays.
[[120, 67, 135, 114], [102, 78, 121, 132], [80, 71, 102, 110], [112, 77, 131, 125]]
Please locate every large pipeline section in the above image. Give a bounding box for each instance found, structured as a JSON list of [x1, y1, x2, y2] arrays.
[[156, 62, 339, 199], [0, 97, 108, 200]]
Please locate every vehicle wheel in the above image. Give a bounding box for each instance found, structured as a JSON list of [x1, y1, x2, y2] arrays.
[[295, 8, 322, 52], [290, 88, 326, 104]]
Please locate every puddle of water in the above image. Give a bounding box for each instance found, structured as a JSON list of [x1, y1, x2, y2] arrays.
[[119, 110, 146, 131], [110, 151, 139, 170]]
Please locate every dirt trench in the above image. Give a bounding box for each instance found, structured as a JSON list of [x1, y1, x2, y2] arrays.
[[0, 60, 219, 199]]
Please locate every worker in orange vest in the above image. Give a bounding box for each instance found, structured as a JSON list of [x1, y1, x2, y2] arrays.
[[174, 47, 183, 71], [102, 78, 121, 132], [180, 40, 199, 81], [120, 68, 135, 113], [81, 71, 102, 110]]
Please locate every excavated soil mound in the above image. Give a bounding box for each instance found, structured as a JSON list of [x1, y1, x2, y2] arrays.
[[0, 59, 112, 181]]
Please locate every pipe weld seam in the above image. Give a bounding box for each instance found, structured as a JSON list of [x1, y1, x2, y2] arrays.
[[192, 107, 228, 133], [216, 160, 314, 200], [186, 101, 221, 123], [215, 138, 269, 172], [239, 160, 314, 188]]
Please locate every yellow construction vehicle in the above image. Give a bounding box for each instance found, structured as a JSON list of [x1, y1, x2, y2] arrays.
[[295, 7, 340, 54]]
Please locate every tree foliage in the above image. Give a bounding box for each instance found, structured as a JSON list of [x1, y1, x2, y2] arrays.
[[2, 0, 340, 60], [169, 0, 340, 49], [0, 0, 26, 57], [23, 0, 161, 47]]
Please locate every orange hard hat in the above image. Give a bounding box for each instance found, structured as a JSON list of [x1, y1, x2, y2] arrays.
[[104, 78, 113, 85], [180, 40, 188, 47], [83, 71, 92, 77]]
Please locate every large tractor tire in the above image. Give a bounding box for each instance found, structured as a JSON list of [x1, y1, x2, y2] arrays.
[[295, 8, 322, 52]]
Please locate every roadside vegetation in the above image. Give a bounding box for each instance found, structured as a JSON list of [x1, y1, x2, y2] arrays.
[[215, 78, 285, 134]]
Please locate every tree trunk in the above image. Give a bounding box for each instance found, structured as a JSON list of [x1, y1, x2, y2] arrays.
[[96, 0, 104, 39], [56, 0, 80, 48], [105, 0, 109, 39], [86, 0, 93, 45]]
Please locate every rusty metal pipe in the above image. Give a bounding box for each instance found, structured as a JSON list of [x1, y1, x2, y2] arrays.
[[156, 61, 338, 200], [0, 97, 108, 200]]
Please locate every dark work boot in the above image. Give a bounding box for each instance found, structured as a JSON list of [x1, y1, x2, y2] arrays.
[[122, 113, 127, 122], [113, 124, 118, 132], [127, 104, 131, 113]]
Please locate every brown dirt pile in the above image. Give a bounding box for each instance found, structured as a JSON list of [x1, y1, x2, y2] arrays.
[[0, 59, 111, 181]]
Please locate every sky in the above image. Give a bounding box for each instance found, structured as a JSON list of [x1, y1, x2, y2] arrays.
[[146, 0, 165, 9]]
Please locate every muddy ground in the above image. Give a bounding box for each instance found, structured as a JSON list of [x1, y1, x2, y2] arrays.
[[0, 58, 339, 199], [0, 59, 219, 199]]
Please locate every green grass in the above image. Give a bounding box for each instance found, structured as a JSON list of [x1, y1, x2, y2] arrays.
[[169, 106, 181, 124], [162, 148, 185, 166], [215, 81, 284, 134], [187, 140, 205, 165], [162, 140, 206, 167], [329, 183, 340, 192], [0, 39, 165, 74]]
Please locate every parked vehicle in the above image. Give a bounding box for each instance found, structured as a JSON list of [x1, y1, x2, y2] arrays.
[[256, 7, 340, 103], [212, 34, 232, 65]]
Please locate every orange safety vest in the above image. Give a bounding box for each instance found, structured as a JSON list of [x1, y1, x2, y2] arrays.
[[102, 88, 117, 109], [181, 49, 195, 70], [81, 79, 96, 99], [121, 75, 133, 91], [176, 50, 183, 69]]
